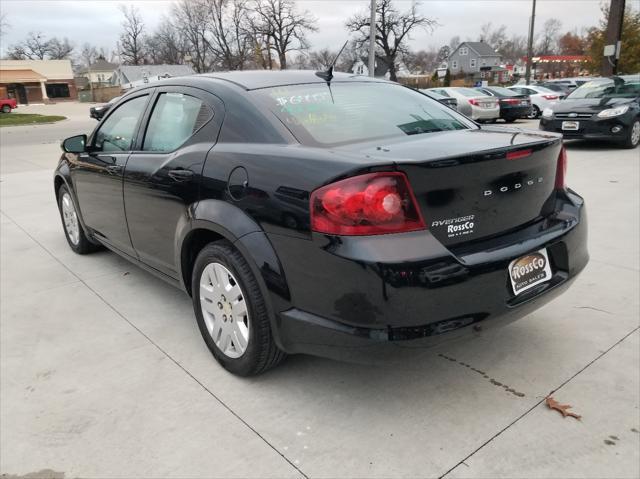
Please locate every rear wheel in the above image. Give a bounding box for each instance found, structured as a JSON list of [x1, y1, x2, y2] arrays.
[[57, 185, 100, 254], [192, 242, 285, 376], [622, 119, 640, 149], [1, 105, 11, 113], [527, 105, 540, 119]]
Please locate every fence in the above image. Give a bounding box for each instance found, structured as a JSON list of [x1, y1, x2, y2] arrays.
[[78, 86, 123, 103]]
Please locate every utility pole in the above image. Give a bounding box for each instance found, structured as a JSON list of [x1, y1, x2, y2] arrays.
[[602, 0, 625, 76], [524, 0, 537, 85], [368, 0, 376, 77]]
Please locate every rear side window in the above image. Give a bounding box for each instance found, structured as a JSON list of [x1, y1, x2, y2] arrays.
[[94, 95, 148, 152], [143, 93, 210, 152]]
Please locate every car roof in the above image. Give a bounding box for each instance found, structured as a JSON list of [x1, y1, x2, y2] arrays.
[[199, 70, 386, 90]]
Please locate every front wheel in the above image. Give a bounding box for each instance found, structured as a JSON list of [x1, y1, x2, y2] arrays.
[[57, 185, 100, 254], [1, 105, 11, 113], [192, 242, 285, 376], [622, 119, 640, 149]]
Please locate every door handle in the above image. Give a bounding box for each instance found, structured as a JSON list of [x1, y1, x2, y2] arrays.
[[106, 165, 123, 174], [168, 169, 194, 181]]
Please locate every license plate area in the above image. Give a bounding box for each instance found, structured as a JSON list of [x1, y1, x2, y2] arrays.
[[562, 121, 580, 131], [508, 248, 552, 296]]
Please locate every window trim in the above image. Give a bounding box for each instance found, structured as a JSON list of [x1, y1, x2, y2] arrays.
[[139, 91, 214, 154], [452, 60, 458, 69], [90, 92, 152, 153], [470, 58, 477, 68], [459, 47, 468, 56]]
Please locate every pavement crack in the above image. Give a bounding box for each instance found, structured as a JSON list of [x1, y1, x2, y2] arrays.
[[439, 326, 640, 479], [2, 212, 309, 479]]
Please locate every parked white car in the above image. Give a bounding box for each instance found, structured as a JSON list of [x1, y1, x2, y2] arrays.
[[507, 85, 561, 119], [428, 87, 500, 122]]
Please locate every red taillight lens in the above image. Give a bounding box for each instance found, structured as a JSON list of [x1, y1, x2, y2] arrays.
[[506, 149, 532, 160], [468, 98, 480, 106], [542, 94, 558, 100], [555, 146, 568, 190], [502, 98, 520, 104], [310, 172, 426, 235]]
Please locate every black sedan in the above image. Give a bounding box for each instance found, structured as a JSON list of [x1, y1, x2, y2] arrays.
[[420, 89, 458, 110], [89, 95, 121, 120], [476, 86, 531, 122], [55, 71, 588, 375], [540, 75, 640, 148]]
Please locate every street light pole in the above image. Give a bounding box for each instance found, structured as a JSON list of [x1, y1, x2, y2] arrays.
[[602, 0, 625, 76], [524, 0, 537, 85], [368, 0, 376, 77]]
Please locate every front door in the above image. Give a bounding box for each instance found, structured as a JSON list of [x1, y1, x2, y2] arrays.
[[123, 87, 223, 278], [71, 92, 151, 257]]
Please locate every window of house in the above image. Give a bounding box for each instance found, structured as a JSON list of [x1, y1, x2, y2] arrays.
[[45, 83, 70, 98], [143, 92, 211, 152], [94, 95, 148, 152], [452, 60, 458, 69], [470, 58, 477, 68], [459, 47, 468, 55], [494, 59, 498, 66]]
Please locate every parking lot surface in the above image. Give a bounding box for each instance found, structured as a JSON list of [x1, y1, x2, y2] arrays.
[[1, 102, 639, 478]]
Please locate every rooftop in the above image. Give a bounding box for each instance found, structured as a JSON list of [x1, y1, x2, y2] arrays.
[[201, 70, 380, 90]]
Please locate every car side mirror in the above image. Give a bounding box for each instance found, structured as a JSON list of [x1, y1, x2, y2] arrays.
[[62, 134, 87, 153]]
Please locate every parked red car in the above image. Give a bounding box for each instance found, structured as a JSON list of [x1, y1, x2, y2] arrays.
[[1, 98, 18, 113]]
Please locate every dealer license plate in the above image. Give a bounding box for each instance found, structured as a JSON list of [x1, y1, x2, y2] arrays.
[[562, 121, 579, 131], [508, 248, 553, 295]]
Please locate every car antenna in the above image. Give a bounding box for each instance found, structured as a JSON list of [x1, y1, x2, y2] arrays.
[[315, 40, 349, 83]]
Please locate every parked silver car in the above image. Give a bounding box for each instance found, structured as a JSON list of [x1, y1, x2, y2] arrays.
[[428, 87, 500, 121]]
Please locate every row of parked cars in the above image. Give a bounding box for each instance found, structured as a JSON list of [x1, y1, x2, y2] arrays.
[[420, 74, 640, 148], [422, 85, 561, 122]]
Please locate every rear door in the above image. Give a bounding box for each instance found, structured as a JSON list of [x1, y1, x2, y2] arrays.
[[123, 86, 223, 278], [71, 92, 151, 257]]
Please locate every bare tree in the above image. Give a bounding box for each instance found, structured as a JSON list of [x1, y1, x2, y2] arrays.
[[205, 0, 252, 70], [537, 18, 562, 55], [448, 35, 460, 51], [404, 47, 439, 74], [347, 0, 437, 81], [308, 48, 335, 69], [47, 37, 74, 59], [499, 34, 527, 64], [251, 0, 317, 70], [172, 0, 211, 72], [119, 5, 147, 65], [146, 18, 189, 65], [479, 22, 507, 51], [0, 12, 9, 37], [79, 43, 98, 68]]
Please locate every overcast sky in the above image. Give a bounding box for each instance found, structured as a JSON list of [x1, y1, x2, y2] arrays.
[[0, 0, 608, 58]]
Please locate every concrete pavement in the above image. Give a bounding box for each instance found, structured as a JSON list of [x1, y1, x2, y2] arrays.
[[1, 103, 638, 478]]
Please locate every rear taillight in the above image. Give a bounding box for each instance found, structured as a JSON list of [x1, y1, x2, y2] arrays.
[[468, 98, 480, 106], [502, 98, 520, 104], [542, 94, 558, 100], [555, 146, 568, 190], [310, 172, 426, 235]]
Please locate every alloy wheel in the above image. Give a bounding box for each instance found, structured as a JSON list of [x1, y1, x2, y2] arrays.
[[199, 262, 250, 358], [61, 192, 80, 245], [631, 121, 640, 147]]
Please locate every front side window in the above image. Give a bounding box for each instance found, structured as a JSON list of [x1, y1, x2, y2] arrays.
[[142, 92, 210, 152], [94, 95, 148, 152], [254, 82, 473, 147]]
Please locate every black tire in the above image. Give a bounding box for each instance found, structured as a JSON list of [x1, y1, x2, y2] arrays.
[[192, 241, 286, 376], [1, 105, 11, 113], [504, 117, 517, 123], [57, 185, 100, 254], [621, 119, 640, 149], [527, 105, 540, 119]]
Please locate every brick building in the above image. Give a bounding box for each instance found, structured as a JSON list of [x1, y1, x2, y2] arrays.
[[0, 59, 77, 104]]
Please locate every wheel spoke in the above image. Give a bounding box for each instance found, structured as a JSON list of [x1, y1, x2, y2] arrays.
[[232, 299, 247, 318]]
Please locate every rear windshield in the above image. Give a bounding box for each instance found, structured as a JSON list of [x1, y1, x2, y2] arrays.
[[456, 88, 487, 97], [487, 87, 520, 97], [567, 77, 640, 99], [253, 82, 473, 147]]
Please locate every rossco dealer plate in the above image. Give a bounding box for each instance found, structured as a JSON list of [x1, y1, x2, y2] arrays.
[[508, 248, 552, 295]]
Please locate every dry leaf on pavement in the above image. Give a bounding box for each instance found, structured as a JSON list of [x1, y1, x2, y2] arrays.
[[545, 396, 582, 420]]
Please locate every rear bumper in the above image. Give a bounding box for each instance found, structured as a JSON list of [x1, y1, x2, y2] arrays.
[[539, 114, 635, 141], [471, 107, 500, 120], [270, 191, 588, 358], [501, 105, 531, 119]]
